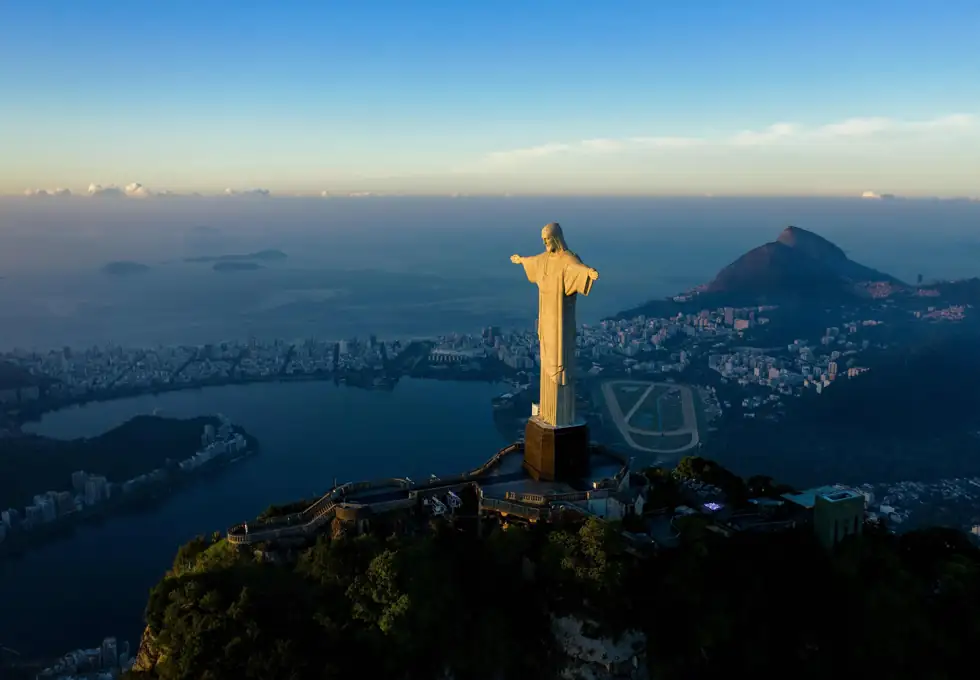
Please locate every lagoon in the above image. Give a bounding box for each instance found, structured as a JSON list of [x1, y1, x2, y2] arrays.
[[1, 378, 507, 657]]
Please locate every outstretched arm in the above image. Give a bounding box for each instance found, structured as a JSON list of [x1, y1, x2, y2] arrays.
[[512, 253, 541, 283], [564, 258, 599, 295]]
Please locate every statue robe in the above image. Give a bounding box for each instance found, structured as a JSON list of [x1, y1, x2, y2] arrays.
[[520, 250, 595, 427]]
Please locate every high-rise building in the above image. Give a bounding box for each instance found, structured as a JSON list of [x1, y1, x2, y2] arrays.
[[37, 497, 57, 522], [814, 489, 865, 548], [56, 491, 74, 515], [84, 476, 108, 506], [101, 637, 119, 668], [202, 424, 216, 446], [1, 508, 20, 528], [71, 470, 88, 493]]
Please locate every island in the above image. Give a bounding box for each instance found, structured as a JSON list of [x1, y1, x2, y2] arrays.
[[212, 261, 262, 272], [4, 224, 980, 532], [124, 456, 980, 680], [0, 415, 257, 557], [184, 249, 286, 263], [101, 261, 150, 276]]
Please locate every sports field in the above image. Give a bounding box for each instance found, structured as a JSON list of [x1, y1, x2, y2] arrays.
[[601, 380, 700, 454]]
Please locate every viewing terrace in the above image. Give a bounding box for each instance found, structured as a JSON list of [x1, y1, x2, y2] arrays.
[[227, 441, 632, 545]]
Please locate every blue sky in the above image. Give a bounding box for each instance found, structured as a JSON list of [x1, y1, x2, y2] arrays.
[[2, 1, 978, 196]]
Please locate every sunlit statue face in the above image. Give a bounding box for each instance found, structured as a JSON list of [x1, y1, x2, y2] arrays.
[[541, 223, 565, 253]]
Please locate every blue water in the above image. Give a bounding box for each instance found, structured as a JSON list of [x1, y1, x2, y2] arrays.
[[3, 197, 980, 351], [0, 379, 507, 658], [4, 196, 980, 657]]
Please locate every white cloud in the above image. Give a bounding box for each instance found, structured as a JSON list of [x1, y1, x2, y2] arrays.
[[580, 139, 625, 153], [730, 122, 800, 146], [322, 190, 379, 197], [87, 183, 125, 198], [628, 136, 705, 149], [224, 188, 271, 196], [861, 190, 881, 199], [485, 113, 978, 163], [124, 182, 155, 198], [817, 114, 974, 138], [86, 183, 190, 198], [486, 143, 571, 163], [24, 187, 72, 198]]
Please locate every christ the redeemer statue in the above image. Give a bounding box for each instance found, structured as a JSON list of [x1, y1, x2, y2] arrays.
[[511, 223, 599, 429]]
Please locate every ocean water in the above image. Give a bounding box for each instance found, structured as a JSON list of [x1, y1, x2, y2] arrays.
[[1, 379, 506, 658], [2, 196, 980, 657], [1, 196, 978, 350]]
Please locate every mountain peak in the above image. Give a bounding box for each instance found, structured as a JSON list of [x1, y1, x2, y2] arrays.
[[611, 226, 905, 320], [776, 226, 847, 261], [703, 226, 901, 302]]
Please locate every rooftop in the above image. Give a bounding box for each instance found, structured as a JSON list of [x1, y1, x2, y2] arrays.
[[782, 484, 862, 509]]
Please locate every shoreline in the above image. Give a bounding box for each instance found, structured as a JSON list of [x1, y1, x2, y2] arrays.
[[11, 367, 512, 429], [0, 427, 259, 559]]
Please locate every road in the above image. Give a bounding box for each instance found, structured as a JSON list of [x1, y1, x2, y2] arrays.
[[601, 380, 700, 454]]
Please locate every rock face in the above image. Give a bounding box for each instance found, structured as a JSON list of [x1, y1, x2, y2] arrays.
[[705, 226, 901, 302], [553, 615, 648, 680], [131, 626, 165, 673]]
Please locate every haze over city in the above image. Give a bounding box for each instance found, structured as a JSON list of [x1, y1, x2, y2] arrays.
[[5, 3, 980, 680], [3, 1, 979, 198]]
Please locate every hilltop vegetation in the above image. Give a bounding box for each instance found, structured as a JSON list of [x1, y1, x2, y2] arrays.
[[0, 416, 217, 509], [700, 333, 980, 486], [128, 460, 980, 680]]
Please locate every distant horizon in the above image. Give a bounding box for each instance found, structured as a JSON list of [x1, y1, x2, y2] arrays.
[[6, 191, 980, 201]]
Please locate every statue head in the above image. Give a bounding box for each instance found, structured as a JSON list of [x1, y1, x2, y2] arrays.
[[541, 222, 568, 253]]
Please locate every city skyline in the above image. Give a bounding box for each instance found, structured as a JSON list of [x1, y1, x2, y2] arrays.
[[3, 1, 979, 197]]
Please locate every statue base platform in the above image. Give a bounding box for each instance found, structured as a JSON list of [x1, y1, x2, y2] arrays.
[[523, 417, 590, 482]]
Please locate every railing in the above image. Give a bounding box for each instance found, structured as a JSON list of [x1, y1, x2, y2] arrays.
[[227, 501, 339, 545], [503, 487, 611, 506], [480, 497, 547, 521], [551, 501, 601, 519], [226, 440, 621, 546], [227, 474, 417, 544], [467, 442, 523, 477]]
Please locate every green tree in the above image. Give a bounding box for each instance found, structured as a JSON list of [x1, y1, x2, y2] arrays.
[[170, 535, 210, 574]]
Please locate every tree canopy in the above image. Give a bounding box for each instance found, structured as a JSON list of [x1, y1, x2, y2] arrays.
[[129, 482, 980, 679]]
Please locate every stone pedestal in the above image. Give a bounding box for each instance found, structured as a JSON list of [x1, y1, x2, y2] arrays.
[[523, 416, 590, 482]]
